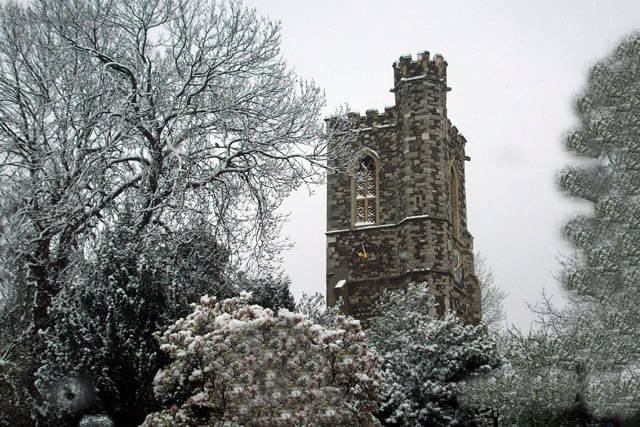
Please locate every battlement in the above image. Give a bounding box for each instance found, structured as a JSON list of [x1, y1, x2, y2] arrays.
[[392, 51, 447, 87], [345, 106, 398, 129]]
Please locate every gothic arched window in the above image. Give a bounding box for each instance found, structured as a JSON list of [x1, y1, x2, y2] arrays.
[[449, 164, 460, 238], [353, 155, 378, 225]]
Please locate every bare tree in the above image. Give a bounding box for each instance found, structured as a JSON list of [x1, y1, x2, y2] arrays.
[[0, 0, 354, 420], [475, 253, 508, 332], [0, 0, 352, 332]]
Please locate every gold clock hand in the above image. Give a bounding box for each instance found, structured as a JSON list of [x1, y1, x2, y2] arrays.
[[361, 242, 368, 258]]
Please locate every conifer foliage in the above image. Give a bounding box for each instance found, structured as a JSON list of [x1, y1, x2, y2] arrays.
[[555, 29, 640, 386], [559, 31, 640, 323], [36, 221, 231, 425], [553, 29, 640, 419], [366, 284, 501, 426], [461, 32, 640, 426]]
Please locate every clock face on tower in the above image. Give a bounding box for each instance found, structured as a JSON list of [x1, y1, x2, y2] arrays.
[[352, 241, 378, 261]]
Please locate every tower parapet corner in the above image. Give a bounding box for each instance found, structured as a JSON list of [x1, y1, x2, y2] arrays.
[[365, 109, 378, 118], [392, 50, 447, 87], [433, 54, 447, 80]]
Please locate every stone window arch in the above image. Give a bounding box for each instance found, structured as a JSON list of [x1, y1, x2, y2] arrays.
[[352, 152, 379, 226], [449, 163, 460, 238]]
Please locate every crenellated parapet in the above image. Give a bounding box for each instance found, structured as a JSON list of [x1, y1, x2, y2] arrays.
[[346, 106, 397, 129], [392, 51, 447, 88]]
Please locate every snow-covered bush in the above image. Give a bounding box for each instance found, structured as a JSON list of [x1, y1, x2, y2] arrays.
[[460, 330, 593, 426], [295, 292, 343, 328], [367, 284, 501, 426], [461, 328, 640, 426], [78, 414, 114, 427], [143, 293, 383, 425], [36, 221, 231, 425]]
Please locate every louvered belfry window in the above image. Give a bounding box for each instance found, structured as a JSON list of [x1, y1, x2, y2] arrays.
[[355, 156, 377, 225]]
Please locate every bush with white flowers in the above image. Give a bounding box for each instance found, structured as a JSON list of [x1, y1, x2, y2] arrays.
[[143, 293, 383, 425]]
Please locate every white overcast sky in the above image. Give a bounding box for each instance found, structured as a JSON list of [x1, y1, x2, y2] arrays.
[[244, 0, 640, 330]]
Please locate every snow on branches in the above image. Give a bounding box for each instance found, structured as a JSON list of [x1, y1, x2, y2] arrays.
[[559, 31, 640, 307], [366, 284, 501, 426], [143, 293, 383, 425]]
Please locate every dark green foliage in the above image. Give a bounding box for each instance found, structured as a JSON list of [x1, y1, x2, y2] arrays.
[[36, 222, 230, 426], [239, 273, 296, 312]]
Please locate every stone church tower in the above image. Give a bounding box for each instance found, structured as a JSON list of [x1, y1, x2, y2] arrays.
[[326, 51, 481, 324]]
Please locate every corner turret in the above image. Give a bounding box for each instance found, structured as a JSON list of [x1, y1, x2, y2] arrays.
[[392, 51, 447, 88]]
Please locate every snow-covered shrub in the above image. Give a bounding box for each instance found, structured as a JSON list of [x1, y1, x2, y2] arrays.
[[460, 331, 589, 426], [367, 284, 501, 426], [36, 221, 231, 425], [143, 293, 383, 425], [295, 292, 342, 328], [461, 329, 640, 426], [78, 414, 114, 427]]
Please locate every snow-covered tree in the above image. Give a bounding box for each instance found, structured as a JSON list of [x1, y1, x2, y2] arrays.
[[295, 292, 343, 329], [366, 284, 501, 426], [557, 30, 640, 365], [143, 293, 383, 425], [460, 329, 599, 426], [460, 322, 640, 426], [0, 358, 18, 416], [530, 30, 640, 420], [35, 220, 232, 425], [0, 0, 353, 418], [0, 0, 352, 338], [462, 32, 640, 426]]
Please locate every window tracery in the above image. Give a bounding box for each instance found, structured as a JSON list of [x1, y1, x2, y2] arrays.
[[354, 155, 377, 225]]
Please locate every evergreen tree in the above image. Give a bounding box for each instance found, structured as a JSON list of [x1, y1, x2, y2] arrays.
[[35, 220, 231, 426], [463, 32, 640, 426], [238, 273, 296, 312], [558, 31, 640, 365], [560, 34, 640, 287], [366, 284, 501, 426], [560, 29, 640, 360], [550, 30, 640, 421]]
